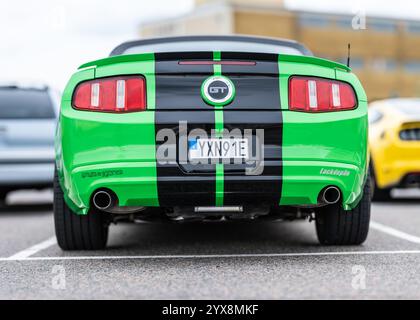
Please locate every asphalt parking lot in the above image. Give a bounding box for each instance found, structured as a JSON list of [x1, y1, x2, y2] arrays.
[[0, 189, 419, 299]]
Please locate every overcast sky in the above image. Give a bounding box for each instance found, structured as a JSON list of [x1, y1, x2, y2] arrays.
[[1, 0, 419, 90]]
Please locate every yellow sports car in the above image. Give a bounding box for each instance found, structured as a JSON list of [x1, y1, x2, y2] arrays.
[[369, 98, 420, 201]]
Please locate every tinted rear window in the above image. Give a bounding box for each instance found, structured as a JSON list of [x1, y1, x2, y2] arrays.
[[0, 88, 55, 119]]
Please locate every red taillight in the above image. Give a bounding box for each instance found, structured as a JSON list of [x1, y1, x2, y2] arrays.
[[289, 76, 356, 112], [72, 76, 146, 112]]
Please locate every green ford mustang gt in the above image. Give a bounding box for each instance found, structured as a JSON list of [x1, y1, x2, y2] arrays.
[[55, 35, 370, 250]]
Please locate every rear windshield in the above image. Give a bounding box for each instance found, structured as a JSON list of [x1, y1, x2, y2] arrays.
[[120, 40, 306, 55], [0, 88, 55, 119]]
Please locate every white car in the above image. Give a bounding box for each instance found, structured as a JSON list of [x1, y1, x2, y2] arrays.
[[0, 83, 59, 202]]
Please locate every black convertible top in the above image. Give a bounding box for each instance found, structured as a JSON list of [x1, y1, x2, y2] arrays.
[[110, 35, 313, 56]]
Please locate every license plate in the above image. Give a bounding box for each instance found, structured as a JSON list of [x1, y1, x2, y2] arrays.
[[188, 138, 249, 160]]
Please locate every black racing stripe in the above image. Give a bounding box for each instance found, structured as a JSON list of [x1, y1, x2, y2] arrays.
[[154, 76, 214, 110], [155, 53, 216, 205], [220, 52, 282, 205], [155, 52, 214, 110], [220, 52, 279, 75], [222, 111, 283, 206], [220, 52, 280, 110], [222, 76, 280, 110], [155, 111, 216, 206]]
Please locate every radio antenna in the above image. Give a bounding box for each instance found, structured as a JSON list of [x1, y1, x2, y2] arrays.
[[347, 43, 351, 68]]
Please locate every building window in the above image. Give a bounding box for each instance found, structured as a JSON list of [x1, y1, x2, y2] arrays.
[[371, 59, 397, 72], [335, 16, 353, 29], [299, 13, 329, 27], [368, 19, 396, 32], [406, 21, 420, 33], [404, 61, 420, 73]]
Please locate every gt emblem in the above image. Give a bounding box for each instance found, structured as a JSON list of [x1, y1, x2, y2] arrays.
[[209, 86, 228, 94], [201, 75, 235, 106]]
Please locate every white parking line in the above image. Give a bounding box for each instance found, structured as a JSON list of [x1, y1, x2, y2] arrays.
[[2, 220, 420, 262], [370, 221, 420, 244], [6, 237, 57, 261], [2, 250, 420, 262]]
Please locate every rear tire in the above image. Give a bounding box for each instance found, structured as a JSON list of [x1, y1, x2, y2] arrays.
[[315, 175, 371, 245], [54, 169, 109, 250]]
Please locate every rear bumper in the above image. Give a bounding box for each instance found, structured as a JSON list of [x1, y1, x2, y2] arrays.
[[58, 103, 368, 215], [0, 163, 54, 187], [375, 158, 420, 188], [372, 140, 420, 188], [63, 159, 362, 214]]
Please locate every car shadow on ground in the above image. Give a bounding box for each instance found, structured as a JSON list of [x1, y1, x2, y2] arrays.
[[102, 219, 331, 254]]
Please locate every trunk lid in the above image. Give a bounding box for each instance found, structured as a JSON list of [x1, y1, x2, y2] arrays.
[[153, 52, 281, 110]]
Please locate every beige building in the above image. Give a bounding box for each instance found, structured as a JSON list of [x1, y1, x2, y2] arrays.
[[141, 0, 420, 101]]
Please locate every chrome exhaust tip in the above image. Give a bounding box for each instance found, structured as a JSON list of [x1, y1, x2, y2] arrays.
[[92, 190, 116, 211], [319, 186, 341, 205]]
